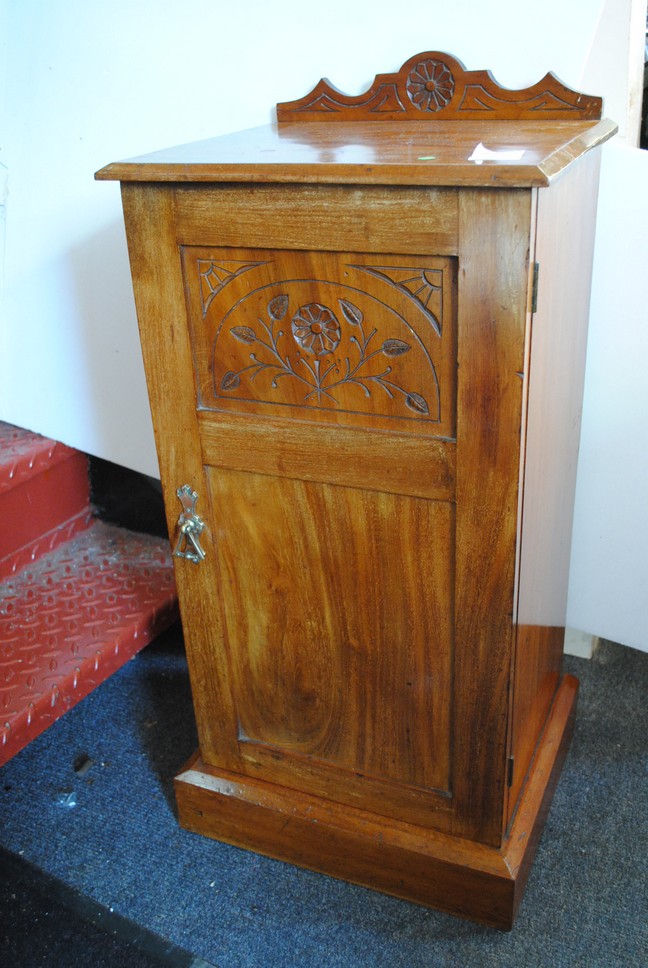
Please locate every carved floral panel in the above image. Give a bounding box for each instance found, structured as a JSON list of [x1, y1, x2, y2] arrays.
[[182, 248, 456, 438]]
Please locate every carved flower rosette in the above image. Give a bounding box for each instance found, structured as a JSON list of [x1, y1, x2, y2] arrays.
[[406, 59, 455, 112]]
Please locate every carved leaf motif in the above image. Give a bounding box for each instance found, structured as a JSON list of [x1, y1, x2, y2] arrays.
[[221, 371, 241, 391], [268, 295, 289, 320], [381, 339, 411, 357], [405, 392, 429, 415], [214, 289, 438, 421], [338, 298, 364, 327], [230, 326, 257, 344]]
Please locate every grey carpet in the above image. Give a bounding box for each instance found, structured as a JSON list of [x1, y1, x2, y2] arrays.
[[0, 631, 646, 967]]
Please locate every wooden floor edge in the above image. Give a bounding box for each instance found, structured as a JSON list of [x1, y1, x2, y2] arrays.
[[174, 673, 578, 929]]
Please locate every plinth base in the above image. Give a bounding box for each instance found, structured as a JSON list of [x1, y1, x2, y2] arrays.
[[175, 674, 577, 929]]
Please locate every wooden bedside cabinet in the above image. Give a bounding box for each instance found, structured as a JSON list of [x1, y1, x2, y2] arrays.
[[97, 52, 616, 928]]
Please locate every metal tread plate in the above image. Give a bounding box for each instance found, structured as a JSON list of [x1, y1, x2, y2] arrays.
[[0, 520, 178, 765], [0, 421, 78, 495]]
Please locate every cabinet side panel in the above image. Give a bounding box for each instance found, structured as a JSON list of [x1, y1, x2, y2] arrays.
[[453, 189, 532, 846], [508, 150, 602, 822]]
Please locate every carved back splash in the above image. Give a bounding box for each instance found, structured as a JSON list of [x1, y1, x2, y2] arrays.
[[182, 248, 456, 438], [276, 51, 602, 123]]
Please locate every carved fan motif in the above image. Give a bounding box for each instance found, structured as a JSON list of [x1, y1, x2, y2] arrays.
[[350, 265, 444, 336], [198, 260, 269, 316]]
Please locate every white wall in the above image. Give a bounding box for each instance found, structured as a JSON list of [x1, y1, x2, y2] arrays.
[[580, 0, 646, 144], [565, 0, 648, 650], [1, 0, 646, 650], [566, 143, 648, 651]]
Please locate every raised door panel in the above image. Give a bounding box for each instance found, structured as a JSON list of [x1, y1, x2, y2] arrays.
[[209, 469, 454, 795], [182, 248, 456, 438]]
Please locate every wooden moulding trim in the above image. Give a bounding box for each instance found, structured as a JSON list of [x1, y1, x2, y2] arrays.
[[198, 411, 456, 502], [95, 123, 616, 189], [174, 674, 578, 929], [537, 118, 617, 183], [277, 51, 602, 123], [175, 756, 515, 928], [503, 674, 579, 914], [94, 156, 593, 189]]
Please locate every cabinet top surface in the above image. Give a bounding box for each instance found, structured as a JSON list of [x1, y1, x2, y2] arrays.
[[96, 118, 616, 189], [97, 53, 616, 188]]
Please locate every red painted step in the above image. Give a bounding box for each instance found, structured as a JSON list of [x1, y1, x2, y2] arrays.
[[0, 422, 92, 581], [0, 422, 179, 765]]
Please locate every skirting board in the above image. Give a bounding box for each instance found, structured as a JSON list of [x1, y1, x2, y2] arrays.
[[175, 675, 578, 930]]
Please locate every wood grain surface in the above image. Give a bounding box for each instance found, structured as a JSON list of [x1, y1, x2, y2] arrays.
[[197, 411, 456, 501], [277, 51, 603, 122], [96, 119, 616, 188], [175, 674, 578, 928], [106, 53, 612, 923], [208, 467, 453, 795], [174, 185, 459, 254], [506, 149, 602, 822], [183, 247, 456, 437]]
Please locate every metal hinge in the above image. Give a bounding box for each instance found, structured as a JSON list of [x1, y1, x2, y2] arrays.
[[531, 262, 540, 314], [507, 756, 515, 788]]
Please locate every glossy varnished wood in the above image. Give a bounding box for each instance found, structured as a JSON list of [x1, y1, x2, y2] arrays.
[[208, 468, 454, 801], [277, 51, 602, 122], [175, 674, 578, 929], [100, 52, 615, 927], [183, 247, 456, 436], [507, 149, 603, 822], [452, 188, 532, 845], [96, 118, 616, 188], [198, 413, 456, 502], [119, 183, 240, 769]]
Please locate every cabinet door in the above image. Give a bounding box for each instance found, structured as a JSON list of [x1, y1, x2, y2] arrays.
[[184, 246, 456, 828], [122, 184, 532, 846]]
